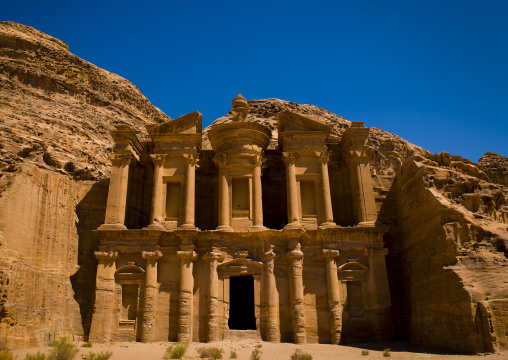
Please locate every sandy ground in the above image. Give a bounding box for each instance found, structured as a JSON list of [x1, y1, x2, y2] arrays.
[[11, 340, 508, 360]]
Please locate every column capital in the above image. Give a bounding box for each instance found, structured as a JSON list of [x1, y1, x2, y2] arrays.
[[204, 247, 224, 262], [287, 243, 304, 260], [110, 154, 132, 167], [253, 154, 266, 167], [322, 249, 340, 259], [316, 151, 330, 164], [282, 152, 296, 166], [151, 154, 166, 166], [262, 245, 279, 262], [345, 146, 370, 162], [177, 245, 198, 261], [142, 250, 163, 260], [213, 153, 227, 166], [94, 250, 119, 260], [183, 153, 198, 166]]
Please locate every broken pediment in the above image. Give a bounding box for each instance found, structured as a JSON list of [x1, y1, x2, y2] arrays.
[[110, 124, 143, 159], [146, 111, 203, 153], [146, 111, 203, 137], [278, 110, 331, 133], [278, 111, 332, 150]]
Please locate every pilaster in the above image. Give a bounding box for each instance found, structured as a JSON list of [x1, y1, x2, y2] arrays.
[[205, 247, 224, 342], [366, 247, 393, 341], [287, 242, 306, 344], [262, 245, 280, 342], [90, 250, 119, 342], [323, 249, 342, 344], [177, 245, 198, 342], [140, 250, 163, 342], [99, 155, 132, 230]]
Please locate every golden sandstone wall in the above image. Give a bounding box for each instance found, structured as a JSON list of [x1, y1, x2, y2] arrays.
[[0, 21, 507, 353], [380, 155, 508, 353]]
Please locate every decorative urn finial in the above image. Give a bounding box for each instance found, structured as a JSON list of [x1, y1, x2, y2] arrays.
[[231, 93, 248, 121]]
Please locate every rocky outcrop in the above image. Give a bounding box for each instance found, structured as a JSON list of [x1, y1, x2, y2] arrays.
[[0, 21, 167, 349], [479, 152, 508, 187], [380, 154, 508, 353], [0, 21, 169, 182]]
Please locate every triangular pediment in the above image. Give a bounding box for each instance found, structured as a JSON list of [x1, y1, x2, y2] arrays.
[[278, 110, 331, 133], [147, 111, 202, 136]]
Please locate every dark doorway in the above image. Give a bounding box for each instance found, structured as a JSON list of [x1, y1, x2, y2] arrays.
[[228, 275, 256, 330]]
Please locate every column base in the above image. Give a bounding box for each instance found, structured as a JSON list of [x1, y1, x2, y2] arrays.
[[284, 222, 303, 230], [357, 221, 376, 227], [249, 225, 266, 232], [319, 222, 337, 229], [143, 222, 165, 230], [215, 225, 234, 232], [177, 224, 198, 230], [97, 223, 127, 230]]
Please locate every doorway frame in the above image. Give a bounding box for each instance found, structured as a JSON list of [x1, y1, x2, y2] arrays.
[[218, 252, 262, 339]]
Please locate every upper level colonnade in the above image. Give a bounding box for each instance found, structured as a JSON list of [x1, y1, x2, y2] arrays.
[[98, 95, 378, 232]]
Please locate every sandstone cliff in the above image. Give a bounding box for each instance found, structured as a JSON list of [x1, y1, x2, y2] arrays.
[[0, 21, 167, 348], [0, 21, 507, 354], [379, 154, 508, 353], [0, 21, 169, 182]]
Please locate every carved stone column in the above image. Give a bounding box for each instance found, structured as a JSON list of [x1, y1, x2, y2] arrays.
[[323, 249, 342, 344], [148, 155, 165, 229], [318, 152, 335, 227], [251, 155, 265, 230], [287, 243, 306, 344], [205, 247, 224, 342], [215, 154, 233, 231], [283, 152, 300, 227], [100, 155, 131, 229], [90, 250, 119, 341], [177, 245, 197, 342], [141, 250, 162, 342], [348, 147, 377, 224], [262, 245, 280, 342], [181, 154, 197, 229]]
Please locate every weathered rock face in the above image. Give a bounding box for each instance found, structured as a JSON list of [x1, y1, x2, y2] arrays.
[[479, 152, 508, 187], [0, 21, 167, 349], [0, 21, 168, 181], [379, 154, 508, 353]]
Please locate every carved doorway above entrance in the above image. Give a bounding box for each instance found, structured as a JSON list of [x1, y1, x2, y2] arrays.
[[229, 275, 256, 330]]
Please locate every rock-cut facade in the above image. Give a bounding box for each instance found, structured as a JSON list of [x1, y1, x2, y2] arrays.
[[90, 94, 393, 344]]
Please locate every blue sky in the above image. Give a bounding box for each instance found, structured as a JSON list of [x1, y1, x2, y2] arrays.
[[3, 0, 507, 161]]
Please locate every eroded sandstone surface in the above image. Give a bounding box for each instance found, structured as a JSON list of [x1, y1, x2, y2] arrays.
[[0, 21, 167, 348], [0, 21, 506, 354]]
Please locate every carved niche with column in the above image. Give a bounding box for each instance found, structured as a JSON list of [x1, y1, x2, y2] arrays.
[[278, 111, 335, 229], [145, 111, 202, 230], [208, 94, 272, 232]]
